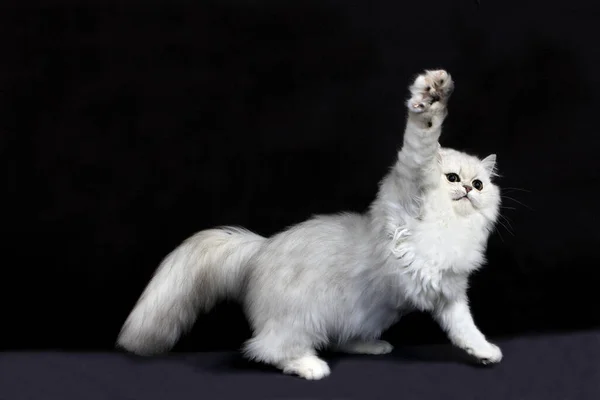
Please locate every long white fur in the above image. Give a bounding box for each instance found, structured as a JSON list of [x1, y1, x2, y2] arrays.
[[117, 70, 503, 380]]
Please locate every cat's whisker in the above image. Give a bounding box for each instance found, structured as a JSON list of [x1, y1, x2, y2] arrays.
[[501, 195, 533, 211], [498, 214, 515, 236], [493, 226, 506, 243], [501, 187, 532, 193], [495, 218, 515, 237]]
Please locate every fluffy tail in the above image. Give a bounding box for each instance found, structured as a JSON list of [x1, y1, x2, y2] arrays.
[[116, 227, 265, 355]]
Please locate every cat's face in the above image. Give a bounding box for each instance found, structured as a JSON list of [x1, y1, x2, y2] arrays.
[[439, 148, 500, 218]]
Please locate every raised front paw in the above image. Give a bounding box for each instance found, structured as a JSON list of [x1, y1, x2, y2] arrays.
[[407, 69, 454, 117], [466, 342, 503, 365]]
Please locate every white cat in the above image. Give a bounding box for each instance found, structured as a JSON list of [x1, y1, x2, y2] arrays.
[[117, 70, 503, 380]]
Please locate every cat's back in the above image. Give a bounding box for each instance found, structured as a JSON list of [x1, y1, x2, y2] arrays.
[[266, 211, 370, 255], [248, 212, 373, 288]]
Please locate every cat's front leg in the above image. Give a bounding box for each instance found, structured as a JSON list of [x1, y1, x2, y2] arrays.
[[433, 299, 503, 365], [406, 69, 454, 129], [396, 70, 454, 193]]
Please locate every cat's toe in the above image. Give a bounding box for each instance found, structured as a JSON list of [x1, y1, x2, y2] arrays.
[[364, 340, 394, 355], [408, 69, 454, 110], [467, 343, 503, 365], [281, 355, 331, 380], [425, 70, 454, 97], [408, 98, 428, 113]]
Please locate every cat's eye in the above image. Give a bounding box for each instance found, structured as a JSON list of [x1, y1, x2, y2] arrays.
[[472, 179, 483, 190], [446, 173, 460, 183]]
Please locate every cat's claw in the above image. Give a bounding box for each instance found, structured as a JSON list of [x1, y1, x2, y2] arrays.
[[407, 69, 454, 115]]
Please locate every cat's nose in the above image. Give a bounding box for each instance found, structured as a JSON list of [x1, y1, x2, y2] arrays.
[[463, 185, 472, 193]]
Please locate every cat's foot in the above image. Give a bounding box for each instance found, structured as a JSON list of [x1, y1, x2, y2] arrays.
[[337, 339, 394, 355], [407, 69, 454, 123], [280, 355, 331, 380], [465, 341, 503, 365]]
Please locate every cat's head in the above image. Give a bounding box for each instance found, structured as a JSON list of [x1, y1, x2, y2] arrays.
[[438, 148, 500, 221]]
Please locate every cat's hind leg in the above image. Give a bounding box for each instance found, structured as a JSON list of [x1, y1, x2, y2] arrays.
[[336, 339, 394, 355], [243, 324, 331, 380], [277, 354, 331, 380]]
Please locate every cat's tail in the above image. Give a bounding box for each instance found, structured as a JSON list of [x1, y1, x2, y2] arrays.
[[116, 226, 265, 356]]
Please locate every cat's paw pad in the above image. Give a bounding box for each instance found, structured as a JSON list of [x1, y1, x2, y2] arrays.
[[467, 342, 503, 365], [407, 69, 454, 115], [281, 355, 331, 380], [340, 340, 394, 355]]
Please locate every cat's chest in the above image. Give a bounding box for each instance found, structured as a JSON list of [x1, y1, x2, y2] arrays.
[[387, 218, 485, 310], [392, 215, 486, 273]]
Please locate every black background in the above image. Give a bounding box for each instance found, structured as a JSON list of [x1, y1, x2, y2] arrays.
[[2, 0, 599, 352]]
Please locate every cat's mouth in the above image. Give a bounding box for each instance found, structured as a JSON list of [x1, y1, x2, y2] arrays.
[[454, 195, 471, 202]]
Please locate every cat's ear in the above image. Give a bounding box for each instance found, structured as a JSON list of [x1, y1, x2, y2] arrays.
[[481, 154, 498, 177]]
